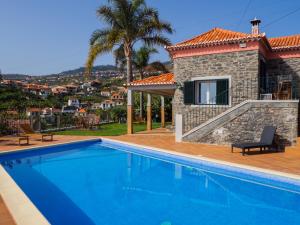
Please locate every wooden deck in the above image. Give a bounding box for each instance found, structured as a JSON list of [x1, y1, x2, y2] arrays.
[[1, 129, 300, 223]]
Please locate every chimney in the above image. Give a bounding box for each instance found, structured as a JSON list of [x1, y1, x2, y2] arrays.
[[250, 17, 261, 35]]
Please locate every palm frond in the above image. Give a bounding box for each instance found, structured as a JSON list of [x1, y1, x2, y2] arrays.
[[132, 0, 146, 12], [89, 29, 110, 45], [87, 0, 174, 82], [138, 7, 158, 21], [142, 35, 172, 47], [85, 43, 114, 76], [97, 5, 119, 27]]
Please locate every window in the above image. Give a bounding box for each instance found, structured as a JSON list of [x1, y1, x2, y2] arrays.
[[198, 80, 217, 104], [184, 78, 229, 105]]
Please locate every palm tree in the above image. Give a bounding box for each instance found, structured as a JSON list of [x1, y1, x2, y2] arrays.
[[115, 46, 168, 79], [134, 46, 168, 79], [115, 45, 168, 119], [86, 0, 173, 83]]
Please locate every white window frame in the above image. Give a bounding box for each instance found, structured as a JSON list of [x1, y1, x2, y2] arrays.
[[191, 75, 232, 107]]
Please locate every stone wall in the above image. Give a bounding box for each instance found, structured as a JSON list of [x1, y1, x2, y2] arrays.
[[173, 50, 260, 132], [183, 101, 298, 146], [267, 58, 300, 98]]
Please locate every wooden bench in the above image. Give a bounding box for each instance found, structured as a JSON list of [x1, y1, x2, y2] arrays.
[[18, 135, 29, 145], [42, 134, 54, 142]]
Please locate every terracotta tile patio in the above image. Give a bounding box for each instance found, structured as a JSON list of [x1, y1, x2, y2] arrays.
[[0, 135, 99, 153], [0, 196, 14, 225], [108, 128, 300, 176], [1, 128, 300, 223]]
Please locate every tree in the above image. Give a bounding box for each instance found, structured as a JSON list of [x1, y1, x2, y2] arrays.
[[86, 0, 173, 83], [115, 45, 168, 119], [110, 106, 127, 123]]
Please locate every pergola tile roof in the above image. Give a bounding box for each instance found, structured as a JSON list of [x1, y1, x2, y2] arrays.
[[128, 73, 175, 86]]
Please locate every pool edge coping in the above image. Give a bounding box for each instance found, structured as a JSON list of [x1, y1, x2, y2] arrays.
[[0, 137, 100, 225], [0, 166, 49, 225], [101, 137, 300, 181]]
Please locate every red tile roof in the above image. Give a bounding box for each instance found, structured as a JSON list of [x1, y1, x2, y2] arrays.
[[269, 34, 300, 50], [27, 108, 42, 112], [167, 28, 263, 50], [79, 108, 86, 113], [128, 73, 175, 86], [167, 27, 300, 52]]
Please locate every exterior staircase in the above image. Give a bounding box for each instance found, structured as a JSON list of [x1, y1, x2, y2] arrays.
[[178, 100, 251, 142]]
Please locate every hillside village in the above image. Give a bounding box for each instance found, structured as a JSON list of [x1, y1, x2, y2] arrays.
[[0, 66, 125, 130], [0, 63, 172, 133], [0, 75, 127, 129]]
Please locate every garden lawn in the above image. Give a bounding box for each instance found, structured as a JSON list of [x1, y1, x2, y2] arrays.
[[54, 122, 161, 136]]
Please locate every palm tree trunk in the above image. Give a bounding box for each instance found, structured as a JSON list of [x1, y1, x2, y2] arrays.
[[126, 56, 133, 83], [125, 44, 133, 83]]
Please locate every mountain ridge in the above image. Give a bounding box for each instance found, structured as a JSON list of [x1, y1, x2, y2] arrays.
[[2, 61, 172, 80]]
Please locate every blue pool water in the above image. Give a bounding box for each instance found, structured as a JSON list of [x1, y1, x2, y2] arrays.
[[1, 139, 300, 225]]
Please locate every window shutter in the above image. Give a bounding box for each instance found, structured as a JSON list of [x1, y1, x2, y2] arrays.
[[216, 79, 229, 105], [183, 81, 195, 105]]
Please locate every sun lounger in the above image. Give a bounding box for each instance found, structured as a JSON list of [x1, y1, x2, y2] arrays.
[[231, 126, 276, 155], [20, 124, 54, 142]]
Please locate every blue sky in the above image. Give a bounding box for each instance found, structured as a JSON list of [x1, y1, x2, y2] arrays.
[[0, 0, 300, 75]]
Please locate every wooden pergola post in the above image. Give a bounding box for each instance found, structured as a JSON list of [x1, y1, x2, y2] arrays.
[[127, 89, 133, 134], [161, 96, 165, 128], [147, 93, 152, 131]]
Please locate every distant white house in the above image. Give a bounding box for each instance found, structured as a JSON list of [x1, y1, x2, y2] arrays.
[[100, 90, 111, 97], [100, 100, 115, 110], [67, 98, 80, 108], [80, 82, 96, 93], [91, 103, 102, 110], [111, 92, 124, 101], [23, 84, 52, 98], [26, 108, 41, 117]]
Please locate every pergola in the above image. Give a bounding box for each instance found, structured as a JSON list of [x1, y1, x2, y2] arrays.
[[126, 73, 176, 134]]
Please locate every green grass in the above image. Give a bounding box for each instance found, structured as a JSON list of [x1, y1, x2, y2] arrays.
[[54, 122, 162, 136]]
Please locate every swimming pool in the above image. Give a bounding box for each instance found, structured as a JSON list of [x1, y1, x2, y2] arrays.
[[1, 139, 300, 225]]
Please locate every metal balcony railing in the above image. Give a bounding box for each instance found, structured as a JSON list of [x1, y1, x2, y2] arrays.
[[182, 76, 299, 133]]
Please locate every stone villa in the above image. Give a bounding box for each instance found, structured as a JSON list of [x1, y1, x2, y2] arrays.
[[126, 19, 300, 147]]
